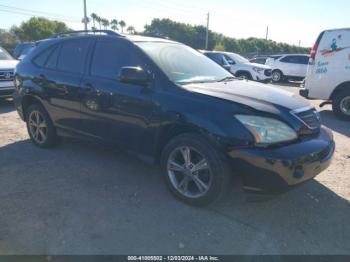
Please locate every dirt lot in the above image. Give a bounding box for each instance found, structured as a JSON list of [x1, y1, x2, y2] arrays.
[[0, 84, 349, 255]]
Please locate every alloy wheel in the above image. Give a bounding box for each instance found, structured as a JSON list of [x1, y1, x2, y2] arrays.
[[28, 110, 48, 144], [340, 96, 350, 116], [167, 146, 212, 198], [272, 71, 281, 82]]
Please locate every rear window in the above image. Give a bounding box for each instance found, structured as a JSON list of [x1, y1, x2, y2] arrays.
[[33, 47, 54, 67], [57, 40, 90, 74]]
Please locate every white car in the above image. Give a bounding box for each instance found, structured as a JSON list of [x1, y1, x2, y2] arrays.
[[202, 51, 272, 83], [0, 47, 18, 100], [300, 28, 350, 120], [266, 54, 309, 83]]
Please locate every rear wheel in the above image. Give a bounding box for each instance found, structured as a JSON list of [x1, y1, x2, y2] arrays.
[[333, 90, 350, 120], [271, 70, 283, 83], [26, 104, 59, 148], [161, 133, 232, 206]]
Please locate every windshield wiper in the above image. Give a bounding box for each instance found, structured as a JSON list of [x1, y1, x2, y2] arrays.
[[218, 76, 237, 82]]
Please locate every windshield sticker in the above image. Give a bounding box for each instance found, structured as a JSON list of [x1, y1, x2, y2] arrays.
[[321, 34, 350, 56]]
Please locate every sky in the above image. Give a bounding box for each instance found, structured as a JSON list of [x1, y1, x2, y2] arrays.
[[0, 0, 349, 47]]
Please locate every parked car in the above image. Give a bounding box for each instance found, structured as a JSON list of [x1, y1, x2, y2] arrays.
[[266, 54, 309, 83], [0, 46, 18, 100], [249, 56, 269, 65], [300, 28, 350, 120], [13, 42, 35, 60], [202, 51, 272, 82], [14, 30, 334, 206]]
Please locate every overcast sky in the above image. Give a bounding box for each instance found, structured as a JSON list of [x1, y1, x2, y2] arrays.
[[0, 0, 349, 47]]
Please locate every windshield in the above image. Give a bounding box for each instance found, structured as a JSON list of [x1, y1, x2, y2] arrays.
[[136, 42, 232, 84], [0, 47, 14, 60], [227, 53, 249, 64]]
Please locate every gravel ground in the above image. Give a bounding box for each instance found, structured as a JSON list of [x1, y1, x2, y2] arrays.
[[0, 84, 349, 255]]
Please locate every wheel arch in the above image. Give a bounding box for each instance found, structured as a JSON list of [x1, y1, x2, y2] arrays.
[[235, 70, 253, 79], [330, 81, 350, 100], [21, 95, 45, 121]]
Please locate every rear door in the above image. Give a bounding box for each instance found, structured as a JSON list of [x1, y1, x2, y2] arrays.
[[31, 39, 91, 132]]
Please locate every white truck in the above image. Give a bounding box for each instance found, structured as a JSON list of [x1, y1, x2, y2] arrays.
[[0, 47, 18, 100], [300, 28, 350, 120]]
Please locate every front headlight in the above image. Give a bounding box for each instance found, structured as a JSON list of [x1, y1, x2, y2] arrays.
[[235, 115, 298, 144], [252, 67, 264, 74]]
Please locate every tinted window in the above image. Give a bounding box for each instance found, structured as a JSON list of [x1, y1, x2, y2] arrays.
[[299, 56, 309, 64], [91, 40, 142, 79], [281, 55, 309, 64], [206, 53, 229, 66], [33, 47, 54, 67], [57, 40, 89, 74], [46, 46, 60, 69]]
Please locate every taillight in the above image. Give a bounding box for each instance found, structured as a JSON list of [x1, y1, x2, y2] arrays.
[[310, 43, 318, 60], [309, 31, 325, 63]]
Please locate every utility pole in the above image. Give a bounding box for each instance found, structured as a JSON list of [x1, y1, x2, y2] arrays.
[[205, 12, 210, 50], [298, 40, 301, 47], [83, 0, 88, 31], [265, 25, 269, 40]]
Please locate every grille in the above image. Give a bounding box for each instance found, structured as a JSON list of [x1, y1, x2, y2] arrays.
[[0, 70, 14, 81], [264, 69, 272, 76], [294, 109, 321, 130]]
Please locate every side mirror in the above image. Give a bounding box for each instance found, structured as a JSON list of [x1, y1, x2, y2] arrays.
[[119, 66, 150, 87]]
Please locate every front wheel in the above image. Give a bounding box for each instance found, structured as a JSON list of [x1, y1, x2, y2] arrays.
[[26, 104, 59, 148], [271, 70, 283, 83], [333, 90, 350, 120], [161, 134, 232, 206]]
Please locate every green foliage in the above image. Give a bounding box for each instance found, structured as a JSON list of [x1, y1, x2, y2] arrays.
[[11, 17, 69, 42], [0, 29, 17, 51], [143, 18, 310, 55]]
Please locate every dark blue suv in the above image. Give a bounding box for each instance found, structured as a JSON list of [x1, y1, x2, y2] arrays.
[[13, 30, 335, 206]]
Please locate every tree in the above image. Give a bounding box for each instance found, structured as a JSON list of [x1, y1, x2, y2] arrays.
[[119, 20, 126, 33], [110, 19, 119, 31], [126, 25, 135, 34], [90, 13, 98, 29], [96, 16, 102, 30], [101, 19, 109, 30], [11, 17, 69, 41], [0, 29, 17, 51]]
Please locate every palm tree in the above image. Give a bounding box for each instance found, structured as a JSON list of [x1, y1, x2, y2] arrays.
[[119, 20, 126, 33], [102, 19, 109, 30], [90, 13, 98, 29], [110, 19, 119, 32], [126, 25, 135, 34], [96, 16, 102, 30]]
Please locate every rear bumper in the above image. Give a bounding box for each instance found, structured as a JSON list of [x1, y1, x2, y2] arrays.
[[228, 127, 334, 194]]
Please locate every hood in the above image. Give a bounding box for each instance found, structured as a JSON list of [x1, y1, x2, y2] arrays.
[[0, 60, 18, 70], [182, 80, 310, 113], [242, 62, 271, 70]]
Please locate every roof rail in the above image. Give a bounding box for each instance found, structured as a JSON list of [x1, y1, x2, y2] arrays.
[[51, 30, 123, 38]]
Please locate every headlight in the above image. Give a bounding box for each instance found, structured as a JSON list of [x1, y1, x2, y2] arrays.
[[252, 67, 264, 74], [235, 115, 297, 144]]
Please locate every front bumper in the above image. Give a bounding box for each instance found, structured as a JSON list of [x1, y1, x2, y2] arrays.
[[228, 127, 335, 193], [0, 81, 15, 98]]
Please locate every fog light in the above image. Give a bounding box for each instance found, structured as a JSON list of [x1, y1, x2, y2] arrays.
[[293, 168, 304, 179]]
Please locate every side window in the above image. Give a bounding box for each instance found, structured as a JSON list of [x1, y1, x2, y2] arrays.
[[299, 56, 309, 65], [57, 40, 89, 74], [46, 45, 60, 69], [280, 56, 292, 63], [91, 40, 142, 79], [224, 55, 236, 65], [33, 47, 54, 67]]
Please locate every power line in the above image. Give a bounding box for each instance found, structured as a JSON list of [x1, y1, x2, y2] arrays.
[[0, 3, 80, 20], [0, 8, 81, 23]]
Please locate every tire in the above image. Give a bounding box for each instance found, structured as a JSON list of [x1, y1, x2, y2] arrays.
[[332, 89, 350, 120], [271, 70, 283, 83], [25, 103, 59, 148], [160, 133, 232, 206], [236, 72, 252, 80]]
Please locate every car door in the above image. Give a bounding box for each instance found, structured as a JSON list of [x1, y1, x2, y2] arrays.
[[32, 39, 91, 132], [80, 38, 158, 153], [295, 55, 309, 77], [278, 55, 295, 76]]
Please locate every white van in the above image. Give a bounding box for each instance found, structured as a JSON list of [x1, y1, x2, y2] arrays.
[[300, 28, 350, 120]]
